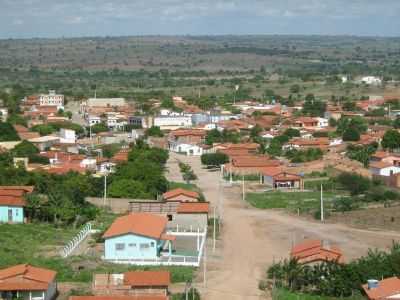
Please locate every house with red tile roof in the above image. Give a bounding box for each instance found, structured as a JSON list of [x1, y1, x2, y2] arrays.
[[103, 213, 175, 262], [162, 188, 199, 202], [223, 155, 281, 176], [0, 264, 57, 300], [290, 239, 344, 265], [0, 186, 34, 223], [262, 169, 304, 190], [168, 129, 207, 156], [93, 270, 170, 297], [362, 277, 400, 300]]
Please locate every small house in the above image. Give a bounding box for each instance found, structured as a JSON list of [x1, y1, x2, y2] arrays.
[[291, 239, 343, 265], [369, 161, 400, 177], [0, 264, 57, 300], [162, 188, 199, 202], [362, 277, 400, 300], [93, 270, 170, 297], [103, 213, 175, 261], [0, 186, 34, 223]]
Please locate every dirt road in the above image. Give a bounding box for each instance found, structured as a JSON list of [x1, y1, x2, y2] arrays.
[[166, 153, 400, 300]]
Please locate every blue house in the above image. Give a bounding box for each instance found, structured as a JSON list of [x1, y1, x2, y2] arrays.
[[0, 189, 31, 223], [102, 213, 175, 261]]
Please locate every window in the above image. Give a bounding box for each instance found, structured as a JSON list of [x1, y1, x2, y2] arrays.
[[150, 242, 155, 247], [128, 243, 136, 247], [115, 243, 125, 250], [167, 214, 173, 221], [140, 243, 150, 249], [15, 210, 18, 216]]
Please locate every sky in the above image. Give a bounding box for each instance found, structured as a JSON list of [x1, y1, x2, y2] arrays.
[[1, 0, 400, 38]]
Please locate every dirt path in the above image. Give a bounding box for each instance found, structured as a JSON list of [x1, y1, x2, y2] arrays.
[[166, 153, 400, 300]]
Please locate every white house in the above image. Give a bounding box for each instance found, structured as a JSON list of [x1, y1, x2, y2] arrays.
[[361, 76, 382, 86], [370, 162, 400, 177], [315, 117, 329, 128], [154, 115, 192, 130], [59, 129, 76, 144], [39, 90, 64, 110], [0, 108, 8, 122], [169, 143, 204, 156], [88, 115, 102, 126]]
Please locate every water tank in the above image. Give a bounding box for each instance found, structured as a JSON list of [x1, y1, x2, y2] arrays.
[[367, 279, 379, 289]]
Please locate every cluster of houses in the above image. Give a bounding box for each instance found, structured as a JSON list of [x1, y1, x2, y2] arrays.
[[290, 239, 400, 300], [0, 264, 171, 300]]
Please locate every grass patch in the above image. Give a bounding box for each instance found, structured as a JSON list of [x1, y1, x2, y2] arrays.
[[272, 288, 364, 300], [0, 222, 195, 283], [245, 191, 339, 212]]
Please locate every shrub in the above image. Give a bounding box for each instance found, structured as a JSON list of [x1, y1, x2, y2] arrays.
[[201, 153, 229, 166]]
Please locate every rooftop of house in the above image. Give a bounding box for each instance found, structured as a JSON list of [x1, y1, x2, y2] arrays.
[[177, 202, 210, 214], [112, 149, 129, 163], [369, 161, 395, 169], [231, 156, 280, 168], [0, 195, 26, 207], [291, 239, 343, 264], [162, 188, 199, 200], [0, 264, 56, 291], [170, 129, 206, 137], [274, 172, 302, 181], [123, 270, 170, 287], [362, 277, 400, 300], [261, 167, 284, 177], [102, 213, 169, 240]]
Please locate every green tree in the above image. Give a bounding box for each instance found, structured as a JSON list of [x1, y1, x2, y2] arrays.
[[90, 122, 108, 134], [283, 128, 300, 138], [201, 153, 229, 166], [145, 126, 164, 137], [0, 122, 20, 141], [342, 127, 360, 141], [381, 129, 400, 150], [108, 179, 150, 198]]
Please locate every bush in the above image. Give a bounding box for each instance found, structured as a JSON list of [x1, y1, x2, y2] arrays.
[[201, 153, 229, 166], [335, 172, 370, 196]]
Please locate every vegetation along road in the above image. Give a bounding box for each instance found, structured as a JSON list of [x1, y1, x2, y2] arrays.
[[166, 153, 400, 300]]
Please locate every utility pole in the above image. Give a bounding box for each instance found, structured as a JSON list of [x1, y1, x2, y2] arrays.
[[103, 174, 107, 207], [203, 239, 207, 287], [320, 184, 324, 222], [213, 205, 216, 253], [242, 175, 245, 202]]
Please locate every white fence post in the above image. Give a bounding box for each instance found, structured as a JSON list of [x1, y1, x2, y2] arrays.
[[59, 222, 92, 258]]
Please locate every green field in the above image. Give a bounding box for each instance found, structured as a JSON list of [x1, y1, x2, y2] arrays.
[[245, 191, 338, 211], [272, 288, 364, 300], [0, 222, 194, 283]]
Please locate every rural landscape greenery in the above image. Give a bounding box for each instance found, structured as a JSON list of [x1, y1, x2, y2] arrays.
[[1, 30, 400, 300]]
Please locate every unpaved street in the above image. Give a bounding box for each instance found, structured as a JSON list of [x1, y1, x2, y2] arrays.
[[166, 153, 400, 300]]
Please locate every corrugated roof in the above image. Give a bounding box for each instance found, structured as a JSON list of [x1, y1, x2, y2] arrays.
[[103, 213, 168, 240], [123, 271, 170, 287]]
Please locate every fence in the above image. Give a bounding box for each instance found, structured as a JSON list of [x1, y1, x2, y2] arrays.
[[60, 222, 92, 258]]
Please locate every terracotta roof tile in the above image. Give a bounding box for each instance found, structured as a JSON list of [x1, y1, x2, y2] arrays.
[[0, 186, 34, 193], [291, 240, 343, 264], [103, 213, 168, 239], [177, 202, 210, 214], [0, 264, 56, 291], [362, 277, 400, 300], [171, 129, 206, 137], [0, 196, 26, 207], [123, 271, 170, 287], [163, 188, 199, 201]]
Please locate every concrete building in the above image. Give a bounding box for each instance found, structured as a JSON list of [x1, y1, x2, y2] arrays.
[[39, 90, 64, 110]]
